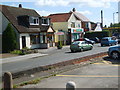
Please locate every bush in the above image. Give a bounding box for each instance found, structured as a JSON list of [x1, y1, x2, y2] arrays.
[[10, 50, 23, 55], [84, 31, 110, 40], [57, 41, 62, 49], [2, 23, 18, 53]]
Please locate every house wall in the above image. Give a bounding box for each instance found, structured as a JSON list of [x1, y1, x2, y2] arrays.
[[68, 13, 82, 29], [20, 33, 41, 49], [52, 22, 68, 43]]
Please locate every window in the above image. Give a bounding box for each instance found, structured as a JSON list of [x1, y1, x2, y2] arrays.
[[30, 34, 40, 44], [40, 33, 47, 43], [71, 22, 75, 28], [42, 18, 49, 25], [29, 17, 39, 25], [78, 24, 81, 28]]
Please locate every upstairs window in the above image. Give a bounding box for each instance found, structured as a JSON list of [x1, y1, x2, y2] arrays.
[[42, 18, 49, 25], [71, 22, 75, 28], [29, 17, 39, 25]]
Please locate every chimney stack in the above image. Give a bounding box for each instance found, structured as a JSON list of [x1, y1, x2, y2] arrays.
[[101, 10, 103, 28], [19, 4, 22, 8]]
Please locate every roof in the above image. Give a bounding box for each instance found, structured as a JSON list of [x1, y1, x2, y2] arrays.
[[48, 12, 72, 22], [48, 11, 90, 22], [73, 12, 90, 22], [0, 5, 41, 33]]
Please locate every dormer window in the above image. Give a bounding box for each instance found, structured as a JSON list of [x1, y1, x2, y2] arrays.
[[42, 18, 49, 25], [29, 16, 39, 25]]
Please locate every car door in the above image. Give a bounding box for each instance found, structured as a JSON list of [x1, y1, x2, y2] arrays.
[[81, 41, 87, 50], [85, 42, 91, 50]]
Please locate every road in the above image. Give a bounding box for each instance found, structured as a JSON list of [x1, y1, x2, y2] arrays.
[[2, 44, 109, 74], [22, 57, 120, 88]]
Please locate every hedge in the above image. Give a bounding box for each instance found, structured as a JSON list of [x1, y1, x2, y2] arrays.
[[84, 30, 110, 40]]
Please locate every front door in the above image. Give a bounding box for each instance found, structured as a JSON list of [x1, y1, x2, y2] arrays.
[[22, 36, 26, 48]]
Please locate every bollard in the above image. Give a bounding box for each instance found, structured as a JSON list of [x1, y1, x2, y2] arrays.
[[66, 81, 76, 90], [4, 72, 13, 90]]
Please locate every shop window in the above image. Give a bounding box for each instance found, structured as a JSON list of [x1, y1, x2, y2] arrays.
[[30, 34, 40, 44], [40, 35, 47, 43]]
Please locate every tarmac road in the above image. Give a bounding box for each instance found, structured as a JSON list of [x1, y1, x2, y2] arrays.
[[2, 44, 109, 75]]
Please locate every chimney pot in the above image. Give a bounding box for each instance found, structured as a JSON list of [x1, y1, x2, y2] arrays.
[[72, 8, 76, 12], [19, 4, 22, 8]]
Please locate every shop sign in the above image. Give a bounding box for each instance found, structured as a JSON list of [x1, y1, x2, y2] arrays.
[[71, 29, 83, 33]]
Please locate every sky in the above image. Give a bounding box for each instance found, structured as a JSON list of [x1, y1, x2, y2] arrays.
[[0, 0, 120, 27]]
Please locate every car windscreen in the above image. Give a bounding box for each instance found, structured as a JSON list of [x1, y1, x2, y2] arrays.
[[72, 41, 80, 45], [102, 39, 108, 41]]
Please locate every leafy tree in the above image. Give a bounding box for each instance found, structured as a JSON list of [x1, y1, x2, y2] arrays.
[[2, 23, 18, 53]]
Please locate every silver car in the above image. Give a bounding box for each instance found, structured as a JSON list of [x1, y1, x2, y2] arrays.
[[108, 45, 120, 59]]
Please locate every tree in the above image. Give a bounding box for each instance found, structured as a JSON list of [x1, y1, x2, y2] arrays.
[[2, 23, 18, 53]]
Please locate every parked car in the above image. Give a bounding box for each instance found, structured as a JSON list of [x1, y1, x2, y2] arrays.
[[108, 45, 120, 59], [70, 41, 93, 52], [112, 33, 120, 44], [101, 37, 118, 46], [84, 38, 95, 45], [89, 37, 100, 43]]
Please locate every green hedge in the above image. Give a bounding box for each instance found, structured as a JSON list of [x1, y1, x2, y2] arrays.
[[84, 31, 110, 40]]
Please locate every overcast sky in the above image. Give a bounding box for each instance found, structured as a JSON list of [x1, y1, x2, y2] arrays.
[[1, 0, 120, 26]]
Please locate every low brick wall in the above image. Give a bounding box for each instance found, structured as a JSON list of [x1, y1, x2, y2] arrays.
[[12, 52, 107, 79]]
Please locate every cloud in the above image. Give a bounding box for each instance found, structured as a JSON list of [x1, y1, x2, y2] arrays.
[[36, 10, 52, 16], [35, 0, 69, 7], [35, 0, 119, 8], [79, 10, 92, 15]]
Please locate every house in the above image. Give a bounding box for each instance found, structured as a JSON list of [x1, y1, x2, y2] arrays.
[[0, 4, 55, 49], [94, 22, 102, 32], [48, 8, 91, 45]]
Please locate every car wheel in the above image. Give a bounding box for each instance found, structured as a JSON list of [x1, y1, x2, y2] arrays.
[[101, 44, 103, 47], [90, 46, 93, 50], [80, 48, 83, 52], [111, 51, 120, 60], [71, 50, 75, 53]]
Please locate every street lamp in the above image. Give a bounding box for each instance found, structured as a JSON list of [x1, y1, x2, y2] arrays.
[[113, 12, 118, 24]]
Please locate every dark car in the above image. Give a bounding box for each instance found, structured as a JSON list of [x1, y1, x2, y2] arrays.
[[89, 37, 100, 43], [108, 45, 120, 59], [101, 37, 118, 46], [84, 38, 95, 45], [112, 33, 120, 44]]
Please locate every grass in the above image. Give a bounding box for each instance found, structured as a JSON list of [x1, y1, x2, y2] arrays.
[[13, 73, 57, 88]]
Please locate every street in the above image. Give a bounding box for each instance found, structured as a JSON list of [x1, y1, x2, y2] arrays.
[[2, 44, 109, 74], [22, 56, 120, 88]]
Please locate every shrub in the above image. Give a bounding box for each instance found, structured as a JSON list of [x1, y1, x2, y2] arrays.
[[2, 23, 18, 53], [10, 50, 22, 55], [84, 31, 110, 40], [57, 41, 62, 49]]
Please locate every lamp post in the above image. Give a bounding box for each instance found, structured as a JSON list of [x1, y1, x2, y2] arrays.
[[113, 12, 118, 24]]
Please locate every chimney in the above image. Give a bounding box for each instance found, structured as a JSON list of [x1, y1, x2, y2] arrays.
[[19, 4, 22, 8], [72, 8, 76, 12], [101, 10, 103, 28]]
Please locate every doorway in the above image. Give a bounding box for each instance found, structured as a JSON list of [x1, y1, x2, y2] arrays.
[[22, 36, 26, 48]]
